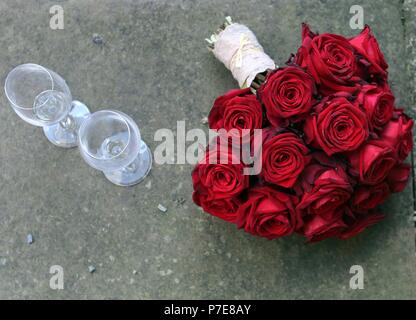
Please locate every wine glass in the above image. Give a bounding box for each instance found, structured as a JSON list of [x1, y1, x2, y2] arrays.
[[78, 110, 152, 186], [4, 63, 90, 148]]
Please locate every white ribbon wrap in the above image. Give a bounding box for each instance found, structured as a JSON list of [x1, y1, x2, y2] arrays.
[[212, 23, 276, 88]]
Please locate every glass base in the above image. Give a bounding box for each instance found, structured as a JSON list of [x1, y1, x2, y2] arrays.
[[43, 101, 90, 148], [104, 141, 152, 187]]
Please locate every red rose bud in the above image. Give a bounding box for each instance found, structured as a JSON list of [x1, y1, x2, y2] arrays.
[[208, 88, 263, 139], [296, 156, 353, 221], [192, 192, 242, 223], [339, 210, 384, 240], [348, 139, 397, 185], [357, 83, 394, 131], [258, 66, 316, 126], [386, 163, 411, 193], [237, 186, 301, 239], [260, 129, 311, 188], [351, 183, 390, 212], [295, 24, 361, 95], [349, 25, 388, 80], [304, 95, 369, 156], [380, 110, 414, 161], [192, 142, 249, 202], [302, 215, 346, 243]]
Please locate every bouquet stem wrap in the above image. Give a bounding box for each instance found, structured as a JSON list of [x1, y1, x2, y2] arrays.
[[207, 17, 276, 89]]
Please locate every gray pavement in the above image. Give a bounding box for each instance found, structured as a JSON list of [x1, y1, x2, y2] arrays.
[[0, 0, 415, 299]]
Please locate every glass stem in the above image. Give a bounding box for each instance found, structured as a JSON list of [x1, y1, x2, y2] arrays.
[[124, 161, 138, 173], [120, 143, 146, 174], [59, 115, 75, 131], [59, 102, 76, 131]]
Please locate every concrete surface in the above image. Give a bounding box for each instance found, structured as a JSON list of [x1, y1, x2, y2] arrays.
[[0, 0, 415, 299]]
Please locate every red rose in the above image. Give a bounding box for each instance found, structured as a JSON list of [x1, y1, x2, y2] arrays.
[[349, 25, 388, 79], [304, 95, 369, 156], [348, 139, 397, 185], [295, 24, 360, 95], [193, 192, 242, 223], [380, 110, 414, 161], [258, 66, 316, 126], [339, 211, 384, 240], [260, 129, 311, 188], [357, 83, 394, 131], [302, 215, 346, 243], [386, 163, 411, 193], [208, 88, 263, 138], [351, 183, 390, 212], [296, 156, 353, 221], [237, 186, 300, 239], [192, 142, 249, 201]]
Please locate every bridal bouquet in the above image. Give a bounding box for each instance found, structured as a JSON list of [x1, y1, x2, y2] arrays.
[[192, 17, 413, 242]]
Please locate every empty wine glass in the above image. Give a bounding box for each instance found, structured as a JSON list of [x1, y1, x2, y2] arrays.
[[4, 63, 90, 148], [78, 110, 152, 186]]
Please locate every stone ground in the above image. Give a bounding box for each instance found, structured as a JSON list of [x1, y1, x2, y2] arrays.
[[0, 0, 415, 299]]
